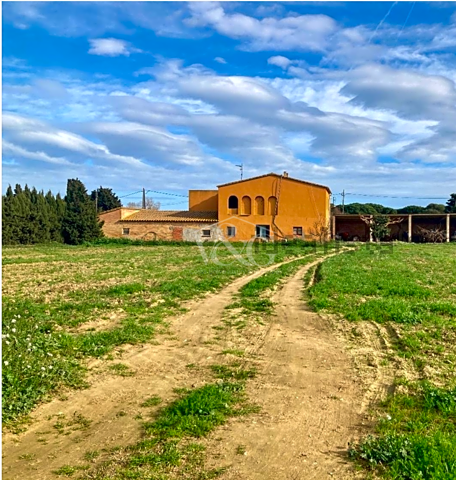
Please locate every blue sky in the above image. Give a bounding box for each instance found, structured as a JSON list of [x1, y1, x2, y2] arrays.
[[2, 1, 456, 208]]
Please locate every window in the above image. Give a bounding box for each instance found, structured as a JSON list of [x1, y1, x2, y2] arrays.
[[122, 228, 130, 235], [255, 196, 265, 215], [293, 227, 303, 237], [202, 229, 211, 238], [228, 196, 238, 209], [256, 225, 270, 238], [227, 226, 236, 237], [241, 196, 251, 215]]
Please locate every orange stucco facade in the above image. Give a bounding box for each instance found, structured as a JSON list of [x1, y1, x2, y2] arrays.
[[188, 190, 218, 212], [217, 174, 331, 241]]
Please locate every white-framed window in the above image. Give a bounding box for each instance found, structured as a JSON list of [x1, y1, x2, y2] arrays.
[[227, 226, 236, 237], [122, 228, 130, 235], [202, 229, 211, 238], [293, 226, 303, 236]]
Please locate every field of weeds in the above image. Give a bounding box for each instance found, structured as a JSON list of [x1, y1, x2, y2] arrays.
[[308, 243, 456, 479], [2, 240, 324, 428]]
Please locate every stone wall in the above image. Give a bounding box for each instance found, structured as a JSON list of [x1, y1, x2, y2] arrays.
[[102, 219, 219, 242]]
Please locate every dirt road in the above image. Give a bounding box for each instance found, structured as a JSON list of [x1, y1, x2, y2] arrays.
[[3, 254, 367, 480], [208, 261, 367, 480]]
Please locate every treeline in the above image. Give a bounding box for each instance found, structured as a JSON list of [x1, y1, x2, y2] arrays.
[[2, 180, 121, 245], [335, 194, 456, 215]]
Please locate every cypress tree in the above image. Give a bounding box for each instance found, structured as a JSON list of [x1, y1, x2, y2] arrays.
[[46, 190, 63, 242], [446, 194, 456, 213], [2, 186, 15, 245], [90, 186, 121, 212], [62, 179, 104, 245]]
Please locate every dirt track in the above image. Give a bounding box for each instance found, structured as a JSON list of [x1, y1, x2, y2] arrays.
[[3, 254, 369, 480], [209, 261, 367, 480]]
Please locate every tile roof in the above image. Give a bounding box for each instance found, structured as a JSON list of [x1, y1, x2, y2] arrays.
[[217, 172, 331, 193], [122, 210, 218, 223]]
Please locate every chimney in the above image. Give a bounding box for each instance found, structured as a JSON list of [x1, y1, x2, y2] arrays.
[[283, 171, 289, 177]]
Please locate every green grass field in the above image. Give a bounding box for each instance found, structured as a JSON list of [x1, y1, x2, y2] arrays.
[[309, 243, 456, 479], [2, 240, 325, 427]]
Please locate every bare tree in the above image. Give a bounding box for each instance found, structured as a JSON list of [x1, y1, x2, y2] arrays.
[[308, 218, 330, 243], [126, 197, 161, 210], [417, 226, 446, 243], [360, 215, 404, 241]]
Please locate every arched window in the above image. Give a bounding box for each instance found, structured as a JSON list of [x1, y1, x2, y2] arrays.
[[228, 195, 238, 214], [268, 196, 277, 215], [241, 196, 251, 215], [228, 195, 238, 209], [255, 196, 265, 215]]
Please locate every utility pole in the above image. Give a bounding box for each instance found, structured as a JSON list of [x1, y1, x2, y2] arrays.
[[95, 188, 98, 213], [142, 188, 146, 209], [236, 164, 243, 180], [341, 190, 345, 213]]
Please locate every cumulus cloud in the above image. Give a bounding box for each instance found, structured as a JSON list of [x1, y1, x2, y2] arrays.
[[186, 2, 337, 51], [268, 56, 292, 69], [342, 64, 456, 121], [88, 38, 141, 57]]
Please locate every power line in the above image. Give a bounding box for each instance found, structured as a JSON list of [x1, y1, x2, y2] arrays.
[[118, 189, 189, 199], [342, 192, 448, 200], [159, 200, 189, 207], [147, 190, 188, 198], [119, 190, 142, 199]]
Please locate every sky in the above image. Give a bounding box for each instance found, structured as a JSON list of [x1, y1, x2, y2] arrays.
[[2, 1, 456, 209]]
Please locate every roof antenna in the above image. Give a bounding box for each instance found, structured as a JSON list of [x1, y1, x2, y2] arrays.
[[236, 163, 243, 180]]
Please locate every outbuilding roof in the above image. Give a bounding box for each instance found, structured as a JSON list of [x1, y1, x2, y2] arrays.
[[121, 210, 218, 223], [217, 172, 331, 193]]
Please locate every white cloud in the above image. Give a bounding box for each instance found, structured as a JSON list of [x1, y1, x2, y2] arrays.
[[2, 112, 144, 167], [214, 57, 227, 64], [342, 64, 456, 120], [186, 2, 337, 51], [2, 140, 72, 165], [268, 56, 292, 69], [88, 38, 141, 57]]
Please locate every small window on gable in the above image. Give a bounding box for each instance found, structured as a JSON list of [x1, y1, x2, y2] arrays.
[[227, 226, 236, 237], [122, 228, 130, 235], [293, 227, 303, 236], [202, 229, 211, 237]]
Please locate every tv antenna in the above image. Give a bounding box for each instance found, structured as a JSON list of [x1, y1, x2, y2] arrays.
[[236, 163, 243, 180]]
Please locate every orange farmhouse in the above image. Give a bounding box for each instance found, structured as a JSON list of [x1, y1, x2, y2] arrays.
[[99, 172, 331, 242]]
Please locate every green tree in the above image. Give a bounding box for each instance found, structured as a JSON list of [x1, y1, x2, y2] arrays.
[[338, 203, 397, 215], [371, 215, 390, 241], [90, 186, 121, 212], [445, 194, 456, 213], [2, 186, 15, 245], [62, 179, 104, 245], [397, 205, 426, 214], [424, 203, 446, 214]]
